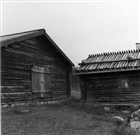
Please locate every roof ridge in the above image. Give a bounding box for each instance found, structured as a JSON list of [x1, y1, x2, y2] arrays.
[[89, 49, 140, 57], [0, 28, 45, 37]]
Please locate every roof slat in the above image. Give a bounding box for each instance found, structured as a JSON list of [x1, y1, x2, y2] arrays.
[[78, 49, 140, 73]]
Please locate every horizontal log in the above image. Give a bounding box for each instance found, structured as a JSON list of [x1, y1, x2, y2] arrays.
[[1, 61, 31, 71], [86, 88, 140, 92], [51, 88, 67, 91], [1, 86, 31, 93], [86, 98, 140, 102], [87, 94, 140, 98], [17, 42, 53, 57], [87, 96, 140, 101], [5, 47, 54, 61], [52, 74, 67, 79], [52, 85, 67, 88], [2, 51, 52, 66], [1, 75, 31, 80], [53, 93, 68, 96], [1, 98, 31, 103], [11, 44, 54, 60], [1, 92, 31, 100], [52, 79, 67, 83], [1, 79, 31, 86], [2, 50, 68, 73], [25, 39, 39, 45], [1, 67, 30, 75]]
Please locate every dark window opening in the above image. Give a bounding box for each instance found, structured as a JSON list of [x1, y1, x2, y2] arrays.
[[119, 79, 129, 88]]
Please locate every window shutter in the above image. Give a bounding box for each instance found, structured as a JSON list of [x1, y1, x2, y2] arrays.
[[32, 65, 51, 93], [32, 72, 40, 92]]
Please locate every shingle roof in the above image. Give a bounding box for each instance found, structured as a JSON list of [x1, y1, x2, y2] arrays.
[[0, 29, 74, 66], [77, 49, 140, 74]]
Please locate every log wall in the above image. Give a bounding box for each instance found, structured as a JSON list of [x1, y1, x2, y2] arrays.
[[81, 71, 140, 105], [1, 35, 72, 103]]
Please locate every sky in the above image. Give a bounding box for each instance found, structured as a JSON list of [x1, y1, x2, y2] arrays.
[[1, 1, 139, 66]]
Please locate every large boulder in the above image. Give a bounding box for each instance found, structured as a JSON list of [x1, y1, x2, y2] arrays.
[[130, 109, 140, 131], [123, 109, 140, 132]]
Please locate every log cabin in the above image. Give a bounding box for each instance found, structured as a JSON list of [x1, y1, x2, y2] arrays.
[[76, 44, 140, 105], [0, 29, 74, 104]]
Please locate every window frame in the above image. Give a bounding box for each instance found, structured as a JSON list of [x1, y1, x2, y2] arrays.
[[118, 78, 130, 89]]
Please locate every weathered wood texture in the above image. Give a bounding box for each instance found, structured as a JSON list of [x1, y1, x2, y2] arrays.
[[81, 71, 140, 105], [1, 36, 72, 103]]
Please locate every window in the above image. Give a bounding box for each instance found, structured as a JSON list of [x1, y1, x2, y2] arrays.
[[119, 79, 129, 88]]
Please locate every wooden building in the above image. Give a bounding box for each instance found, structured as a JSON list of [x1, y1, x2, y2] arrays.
[[0, 29, 74, 104], [76, 48, 140, 105]]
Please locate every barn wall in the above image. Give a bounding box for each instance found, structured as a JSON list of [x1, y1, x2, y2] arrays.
[[82, 71, 140, 105], [1, 36, 72, 103]]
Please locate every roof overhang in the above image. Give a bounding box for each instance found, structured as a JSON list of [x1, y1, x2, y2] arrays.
[[73, 68, 140, 75], [0, 29, 45, 47]]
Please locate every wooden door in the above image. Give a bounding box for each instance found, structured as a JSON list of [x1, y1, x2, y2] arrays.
[[32, 65, 51, 93]]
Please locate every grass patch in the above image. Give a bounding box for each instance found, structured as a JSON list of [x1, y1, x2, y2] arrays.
[[2, 99, 138, 135], [112, 126, 139, 135]]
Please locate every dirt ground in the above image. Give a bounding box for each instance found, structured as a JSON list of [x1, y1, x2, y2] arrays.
[[1, 99, 135, 135]]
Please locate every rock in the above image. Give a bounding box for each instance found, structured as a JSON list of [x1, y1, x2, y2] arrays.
[[104, 106, 110, 111], [3, 104, 8, 107], [132, 117, 139, 121], [130, 109, 140, 119], [130, 121, 140, 129], [22, 110, 29, 113], [122, 110, 130, 114], [122, 109, 140, 131]]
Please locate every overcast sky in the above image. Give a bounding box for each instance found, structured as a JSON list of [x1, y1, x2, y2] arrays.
[[1, 1, 139, 66]]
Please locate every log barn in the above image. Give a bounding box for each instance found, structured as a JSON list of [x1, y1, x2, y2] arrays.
[[0, 29, 74, 104], [76, 44, 140, 105]]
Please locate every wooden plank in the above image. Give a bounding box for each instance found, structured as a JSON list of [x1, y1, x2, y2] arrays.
[[44, 73, 51, 92]]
